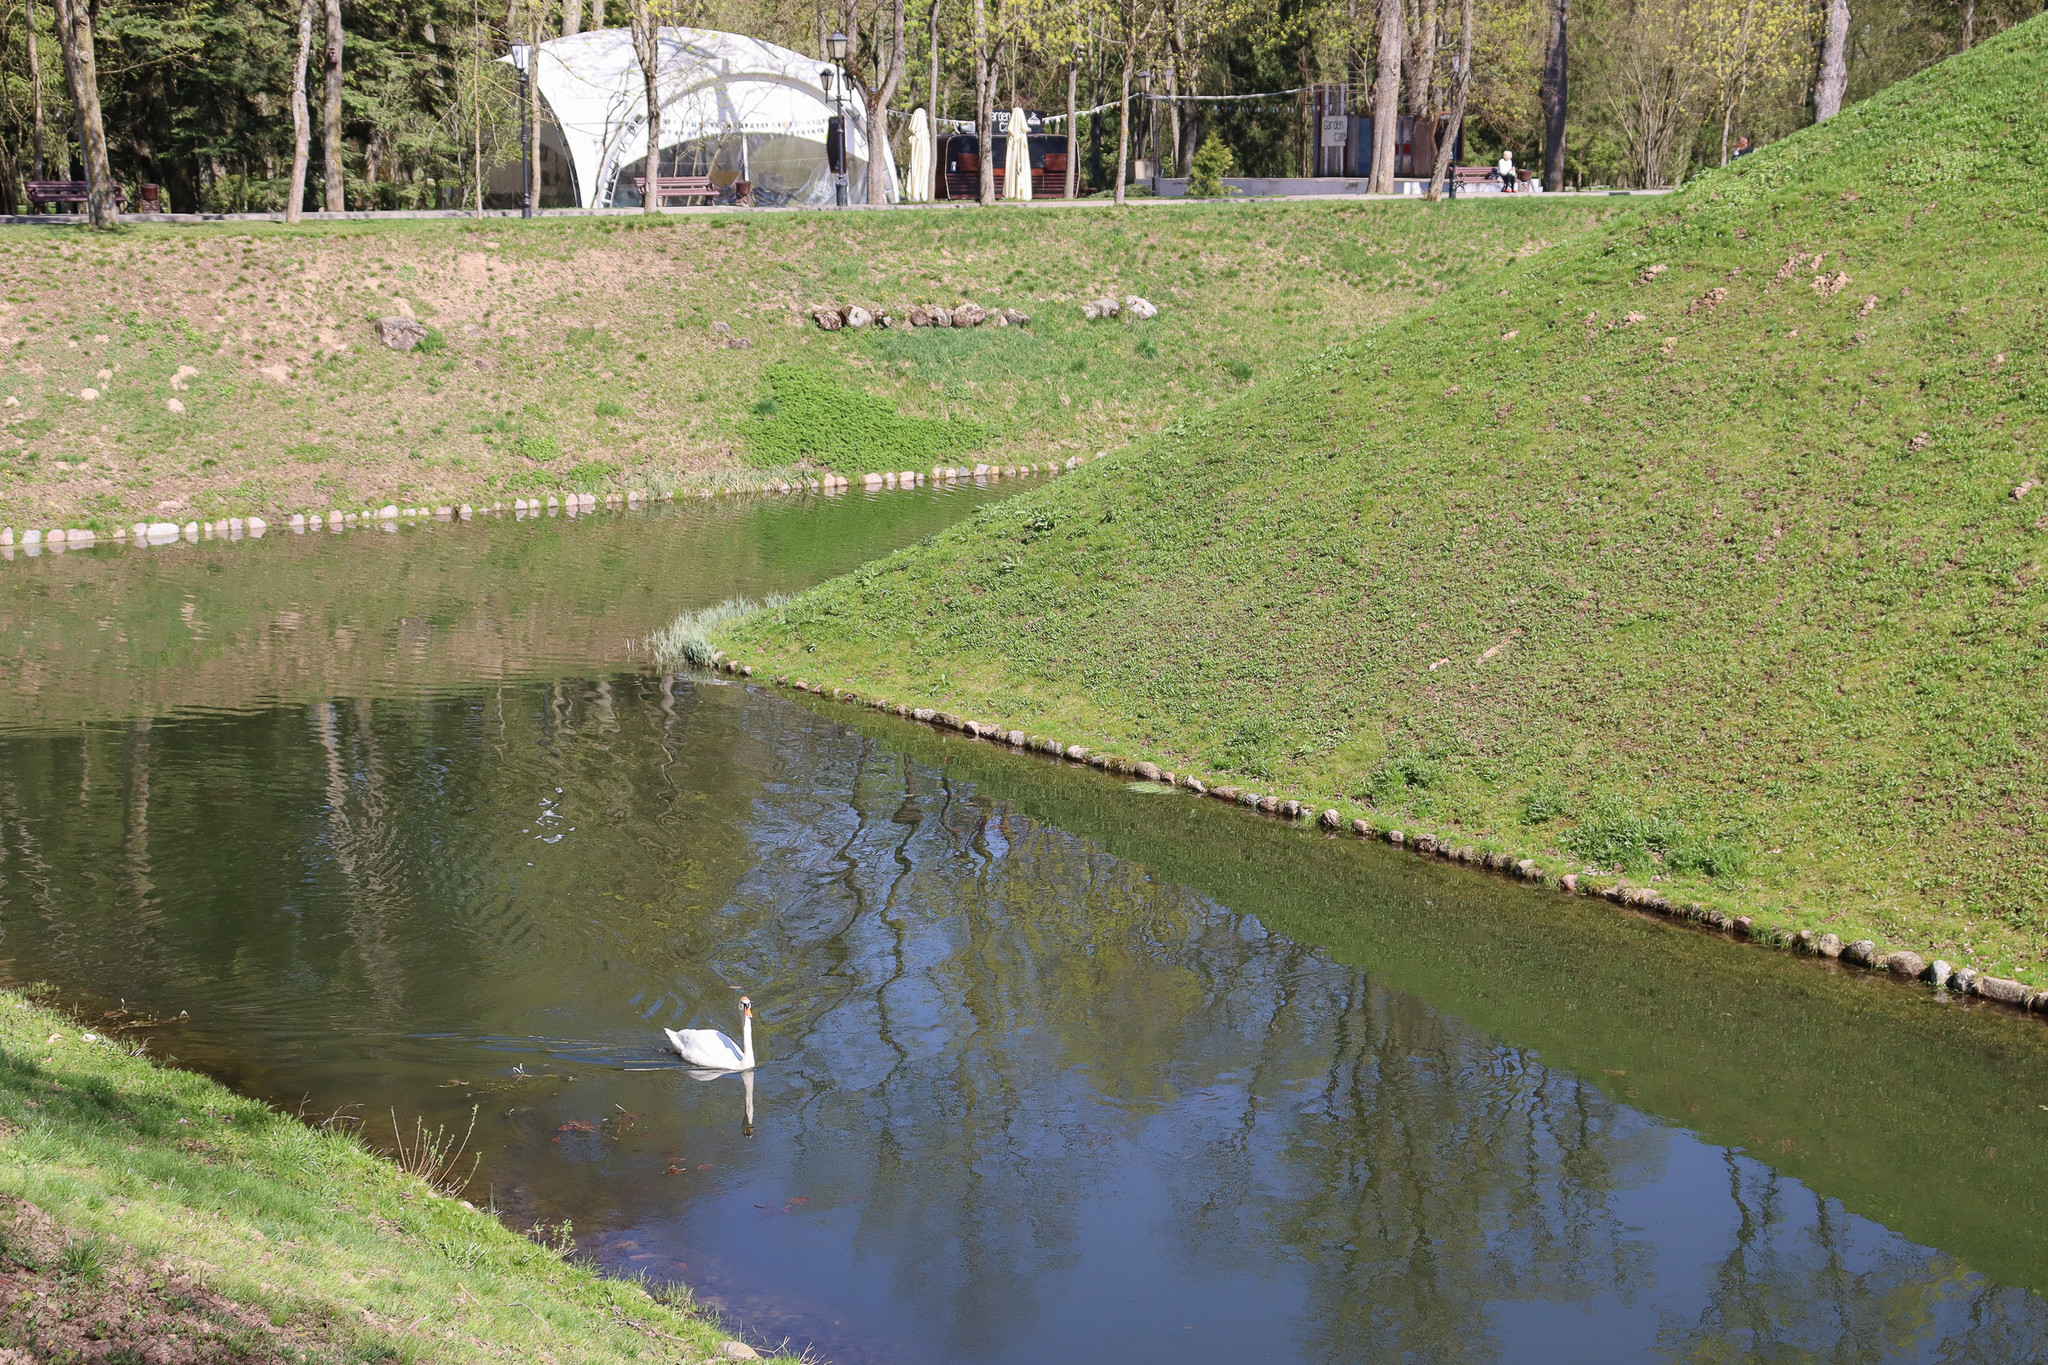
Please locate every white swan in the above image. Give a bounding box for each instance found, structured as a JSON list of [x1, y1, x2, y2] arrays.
[[665, 996, 756, 1071]]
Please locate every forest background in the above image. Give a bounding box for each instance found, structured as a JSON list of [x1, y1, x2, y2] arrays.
[[0, 0, 2031, 217]]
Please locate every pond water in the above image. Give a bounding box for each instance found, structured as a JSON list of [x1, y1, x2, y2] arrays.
[[4, 490, 2048, 1364]]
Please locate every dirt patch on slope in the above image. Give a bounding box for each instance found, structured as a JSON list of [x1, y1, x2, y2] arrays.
[[0, 1196, 345, 1363]]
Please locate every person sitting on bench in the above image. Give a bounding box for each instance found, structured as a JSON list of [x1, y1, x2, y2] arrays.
[[1493, 151, 1517, 191]]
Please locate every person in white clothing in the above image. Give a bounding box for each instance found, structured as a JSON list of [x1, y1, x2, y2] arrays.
[[1495, 150, 1517, 192]]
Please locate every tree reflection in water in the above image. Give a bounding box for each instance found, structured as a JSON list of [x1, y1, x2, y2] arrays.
[[1, 683, 2045, 1364]]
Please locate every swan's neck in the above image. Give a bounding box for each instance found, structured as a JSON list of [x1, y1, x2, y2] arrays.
[[740, 1010, 755, 1068]]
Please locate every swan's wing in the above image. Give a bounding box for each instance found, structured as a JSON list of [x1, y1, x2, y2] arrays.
[[702, 1029, 744, 1064], [666, 1027, 745, 1069]]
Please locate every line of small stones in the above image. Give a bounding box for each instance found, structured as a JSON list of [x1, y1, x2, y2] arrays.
[[705, 658, 2048, 1024], [0, 454, 1096, 557]]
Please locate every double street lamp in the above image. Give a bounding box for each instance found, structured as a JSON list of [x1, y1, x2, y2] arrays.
[[821, 31, 849, 207], [510, 40, 533, 218]]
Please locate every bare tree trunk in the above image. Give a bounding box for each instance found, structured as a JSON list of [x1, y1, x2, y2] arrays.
[[859, 0, 907, 204], [1179, 80, 1196, 173], [1086, 22, 1102, 187], [287, 0, 315, 221], [563, 0, 581, 35], [1171, 60, 1187, 175], [974, 0, 994, 204], [589, 0, 604, 25], [1114, 48, 1131, 204], [472, 6, 484, 213], [632, 0, 660, 212], [1718, 0, 1755, 166], [1410, 0, 1437, 112], [50, 0, 116, 227], [27, 0, 46, 180], [1539, 0, 1567, 189], [1814, 0, 1848, 119], [1298, 52, 1311, 175], [1065, 60, 1078, 198], [322, 0, 344, 210], [1368, 0, 1402, 193], [927, 0, 939, 127], [1426, 0, 1471, 199], [1165, 10, 1183, 174], [1960, 0, 1974, 47]]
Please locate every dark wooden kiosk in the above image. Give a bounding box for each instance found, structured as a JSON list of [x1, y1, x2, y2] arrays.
[[1308, 83, 1466, 182], [934, 110, 1070, 200]]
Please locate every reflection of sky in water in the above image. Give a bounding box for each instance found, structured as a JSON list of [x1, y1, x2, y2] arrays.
[[0, 681, 2044, 1364]]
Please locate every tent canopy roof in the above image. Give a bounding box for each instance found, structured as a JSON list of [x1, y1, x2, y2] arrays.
[[525, 28, 893, 208]]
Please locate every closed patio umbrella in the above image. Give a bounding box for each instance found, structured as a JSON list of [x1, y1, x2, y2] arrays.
[[1003, 106, 1032, 200], [907, 107, 934, 202]]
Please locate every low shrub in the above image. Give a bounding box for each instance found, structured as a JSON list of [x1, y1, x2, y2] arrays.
[[1186, 133, 1237, 199]]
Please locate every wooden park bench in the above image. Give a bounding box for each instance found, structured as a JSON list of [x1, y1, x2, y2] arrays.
[[26, 180, 126, 212], [24, 181, 162, 213], [631, 175, 716, 206], [1449, 166, 1533, 194]]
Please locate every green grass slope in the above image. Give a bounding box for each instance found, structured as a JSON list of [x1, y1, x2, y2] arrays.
[[726, 21, 2048, 981], [0, 198, 1609, 531], [0, 989, 742, 1362]]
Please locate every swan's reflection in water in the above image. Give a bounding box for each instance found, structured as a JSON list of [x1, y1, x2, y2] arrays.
[[679, 1068, 755, 1140]]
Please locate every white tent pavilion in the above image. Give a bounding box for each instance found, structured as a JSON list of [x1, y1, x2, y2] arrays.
[[521, 28, 898, 209]]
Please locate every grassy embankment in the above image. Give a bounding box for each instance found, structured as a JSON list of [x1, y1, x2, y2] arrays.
[[0, 197, 1611, 532], [720, 23, 2048, 982], [0, 989, 743, 1361]]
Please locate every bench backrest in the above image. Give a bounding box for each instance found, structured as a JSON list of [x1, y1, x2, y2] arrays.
[[27, 180, 130, 205]]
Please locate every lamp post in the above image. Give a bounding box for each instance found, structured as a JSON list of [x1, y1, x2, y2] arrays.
[[819, 67, 842, 208], [511, 40, 533, 218], [825, 31, 850, 207]]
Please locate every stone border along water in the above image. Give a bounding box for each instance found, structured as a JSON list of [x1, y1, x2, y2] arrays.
[[0, 454, 1097, 562], [703, 658, 2048, 1025]]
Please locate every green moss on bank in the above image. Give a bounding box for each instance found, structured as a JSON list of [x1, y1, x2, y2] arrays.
[[0, 989, 739, 1361], [722, 22, 2048, 982], [743, 363, 985, 468]]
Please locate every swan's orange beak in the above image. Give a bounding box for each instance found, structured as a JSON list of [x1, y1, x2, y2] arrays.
[[739, 996, 753, 1015]]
